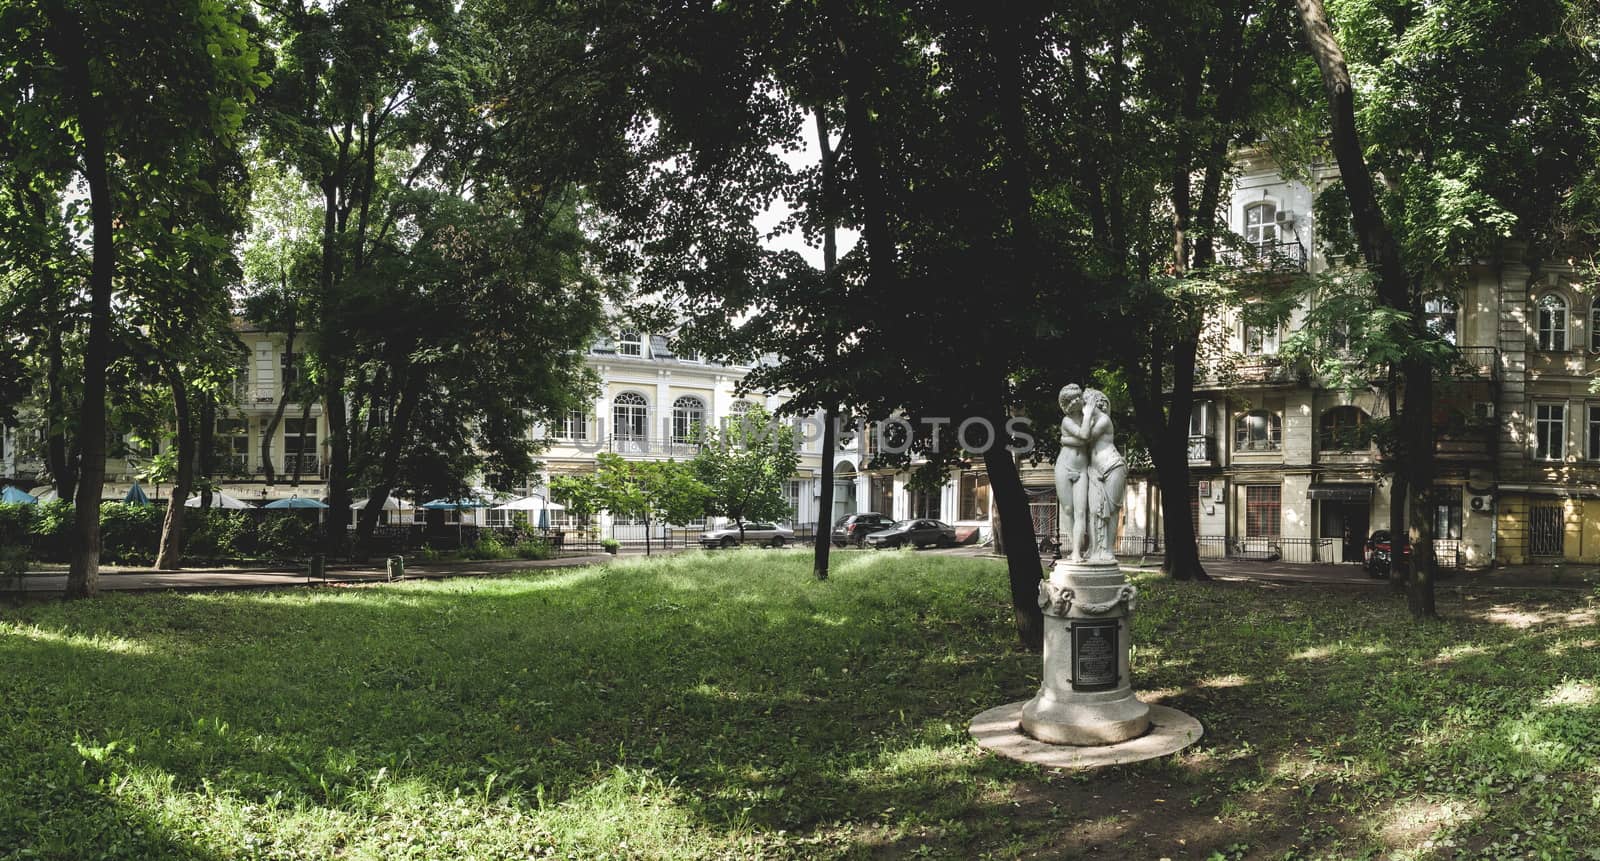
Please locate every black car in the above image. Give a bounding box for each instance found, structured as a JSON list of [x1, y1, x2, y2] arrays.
[[863, 519, 958, 549], [1363, 529, 1411, 577], [831, 512, 894, 547]]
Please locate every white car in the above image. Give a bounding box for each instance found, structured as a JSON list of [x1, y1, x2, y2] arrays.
[[700, 523, 795, 548]]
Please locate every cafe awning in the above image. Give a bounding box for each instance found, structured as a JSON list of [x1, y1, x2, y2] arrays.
[[1306, 484, 1373, 502]]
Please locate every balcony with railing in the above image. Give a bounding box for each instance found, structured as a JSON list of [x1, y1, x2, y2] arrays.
[[1187, 435, 1216, 466], [1444, 346, 1499, 380], [1238, 239, 1308, 273], [606, 435, 702, 458]]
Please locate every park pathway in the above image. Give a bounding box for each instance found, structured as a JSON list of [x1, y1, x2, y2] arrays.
[[9, 554, 613, 595]]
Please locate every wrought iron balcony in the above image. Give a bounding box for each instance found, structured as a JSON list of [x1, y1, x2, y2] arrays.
[[1187, 435, 1216, 466], [606, 435, 702, 457], [1240, 239, 1308, 273]]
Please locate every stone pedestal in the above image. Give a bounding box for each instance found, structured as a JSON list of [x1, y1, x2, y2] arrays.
[[1020, 559, 1150, 746]]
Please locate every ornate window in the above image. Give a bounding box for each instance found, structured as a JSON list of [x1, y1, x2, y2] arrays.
[[1424, 297, 1458, 345], [1319, 406, 1369, 451], [1244, 202, 1278, 246], [671, 396, 705, 444], [1537, 295, 1567, 351], [1591, 302, 1600, 352], [1234, 410, 1282, 452], [613, 392, 648, 441], [618, 331, 643, 357]]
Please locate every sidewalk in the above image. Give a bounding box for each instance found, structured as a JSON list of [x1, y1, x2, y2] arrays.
[[6, 554, 613, 596], [1120, 556, 1600, 590]]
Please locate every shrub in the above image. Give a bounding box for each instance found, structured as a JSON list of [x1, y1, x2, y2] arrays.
[[0, 544, 27, 580], [462, 530, 513, 560], [599, 538, 620, 554], [98, 503, 164, 565], [0, 503, 36, 549], [257, 516, 319, 561], [29, 500, 75, 561], [184, 510, 259, 561], [515, 537, 553, 560]]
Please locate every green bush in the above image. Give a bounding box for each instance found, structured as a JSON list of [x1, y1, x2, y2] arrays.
[[599, 538, 620, 554], [515, 537, 553, 560], [0, 544, 25, 581], [184, 510, 259, 561], [29, 500, 75, 560], [462, 530, 513, 560], [0, 503, 37, 549], [257, 516, 319, 561], [98, 503, 164, 565]]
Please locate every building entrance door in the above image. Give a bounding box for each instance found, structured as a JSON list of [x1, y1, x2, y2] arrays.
[[1319, 501, 1371, 562]]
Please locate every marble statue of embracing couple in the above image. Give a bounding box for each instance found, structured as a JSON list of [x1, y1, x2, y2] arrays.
[[1053, 384, 1127, 564]]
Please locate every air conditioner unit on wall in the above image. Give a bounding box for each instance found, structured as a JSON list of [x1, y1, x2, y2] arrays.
[[1275, 210, 1297, 227], [1470, 495, 1493, 512]]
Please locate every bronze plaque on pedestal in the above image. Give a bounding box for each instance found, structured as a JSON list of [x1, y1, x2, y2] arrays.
[[1070, 620, 1119, 691]]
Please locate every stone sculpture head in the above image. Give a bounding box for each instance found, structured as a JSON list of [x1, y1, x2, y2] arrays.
[[1058, 383, 1083, 413], [1083, 388, 1110, 413]]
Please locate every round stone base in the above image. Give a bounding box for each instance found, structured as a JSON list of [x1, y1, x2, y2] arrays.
[[970, 701, 1203, 769]]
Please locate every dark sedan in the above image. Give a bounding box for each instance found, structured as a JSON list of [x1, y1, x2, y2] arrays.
[[1363, 529, 1411, 577], [831, 512, 895, 547], [863, 519, 958, 549]]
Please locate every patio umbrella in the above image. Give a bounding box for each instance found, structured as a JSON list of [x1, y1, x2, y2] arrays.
[[1, 486, 39, 504], [423, 496, 492, 543], [264, 495, 329, 509], [123, 481, 150, 506], [491, 495, 565, 530], [184, 491, 253, 509]]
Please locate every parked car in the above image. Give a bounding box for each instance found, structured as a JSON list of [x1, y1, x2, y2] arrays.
[[831, 512, 895, 547], [700, 523, 795, 549], [864, 519, 958, 549], [1363, 529, 1411, 577]]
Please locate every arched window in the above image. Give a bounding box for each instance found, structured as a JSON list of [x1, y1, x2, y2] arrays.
[[1538, 294, 1567, 351], [725, 400, 758, 445], [618, 331, 643, 357], [612, 392, 648, 442], [1424, 297, 1458, 345], [1235, 410, 1282, 452], [1244, 202, 1278, 246], [671, 395, 705, 444], [1319, 406, 1369, 451]]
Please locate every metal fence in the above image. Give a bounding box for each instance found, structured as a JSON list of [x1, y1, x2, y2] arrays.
[[1119, 533, 1467, 568]]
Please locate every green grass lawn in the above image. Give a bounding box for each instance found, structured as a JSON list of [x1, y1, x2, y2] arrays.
[[1, 551, 1596, 860]]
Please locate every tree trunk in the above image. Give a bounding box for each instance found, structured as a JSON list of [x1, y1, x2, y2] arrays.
[[984, 425, 1045, 653], [258, 326, 296, 485], [1296, 0, 1434, 616], [43, 306, 77, 502], [814, 409, 836, 580], [813, 108, 839, 582], [1402, 359, 1437, 617], [155, 360, 194, 570], [355, 368, 423, 542], [58, 18, 112, 599]]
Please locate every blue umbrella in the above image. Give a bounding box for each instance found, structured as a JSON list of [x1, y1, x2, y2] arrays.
[[1, 486, 39, 505], [264, 495, 329, 509], [123, 481, 150, 506]]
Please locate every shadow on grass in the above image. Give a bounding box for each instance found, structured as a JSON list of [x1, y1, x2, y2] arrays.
[[0, 554, 1595, 858]]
